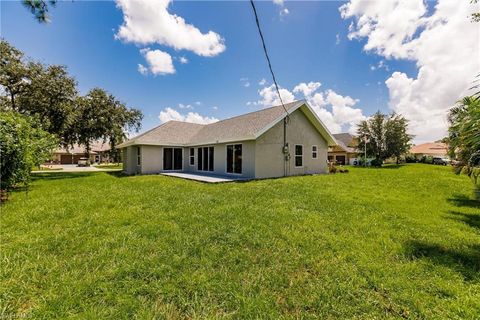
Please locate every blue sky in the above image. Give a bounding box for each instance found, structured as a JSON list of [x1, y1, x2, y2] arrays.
[[1, 0, 477, 142]]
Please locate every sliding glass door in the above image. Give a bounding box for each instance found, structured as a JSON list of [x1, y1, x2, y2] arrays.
[[226, 144, 242, 174], [163, 147, 183, 170], [197, 146, 214, 171]]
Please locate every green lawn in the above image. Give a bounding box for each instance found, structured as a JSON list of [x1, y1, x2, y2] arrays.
[[1, 164, 479, 319]]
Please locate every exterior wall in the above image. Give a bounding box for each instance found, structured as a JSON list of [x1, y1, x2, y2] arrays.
[[122, 146, 141, 175], [184, 141, 256, 179], [328, 152, 360, 165], [140, 145, 164, 174], [255, 109, 328, 179]]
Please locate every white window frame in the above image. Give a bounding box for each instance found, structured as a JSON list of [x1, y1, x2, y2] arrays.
[[136, 147, 141, 166], [294, 144, 303, 168], [189, 148, 195, 166], [312, 145, 318, 159], [225, 143, 243, 175]]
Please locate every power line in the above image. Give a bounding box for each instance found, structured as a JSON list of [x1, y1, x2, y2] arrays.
[[249, 0, 288, 115]]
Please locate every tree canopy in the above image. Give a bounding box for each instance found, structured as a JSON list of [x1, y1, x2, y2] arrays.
[[357, 111, 412, 165], [1, 40, 143, 155]]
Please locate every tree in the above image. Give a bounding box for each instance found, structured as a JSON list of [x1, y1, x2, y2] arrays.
[[448, 94, 480, 187], [357, 111, 412, 166], [0, 111, 57, 192], [0, 40, 29, 111], [17, 63, 78, 144], [73, 88, 142, 162], [22, 0, 57, 23]]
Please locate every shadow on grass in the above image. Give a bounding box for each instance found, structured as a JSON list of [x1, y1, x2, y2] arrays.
[[354, 164, 403, 170], [446, 211, 480, 230], [448, 193, 480, 209], [405, 240, 480, 281], [31, 172, 101, 181]]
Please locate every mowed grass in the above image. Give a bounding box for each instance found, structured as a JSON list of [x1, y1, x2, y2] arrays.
[[1, 164, 479, 319]]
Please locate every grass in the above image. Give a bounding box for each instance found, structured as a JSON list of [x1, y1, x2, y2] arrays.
[[1, 164, 479, 319], [94, 163, 123, 170]]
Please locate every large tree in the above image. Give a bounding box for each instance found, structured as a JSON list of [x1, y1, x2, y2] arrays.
[[357, 111, 412, 165], [1, 40, 143, 159], [73, 88, 142, 162]]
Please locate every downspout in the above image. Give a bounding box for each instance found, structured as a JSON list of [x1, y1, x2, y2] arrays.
[[283, 115, 290, 177]]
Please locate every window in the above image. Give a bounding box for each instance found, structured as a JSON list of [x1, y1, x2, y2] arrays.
[[189, 148, 195, 166], [226, 144, 242, 174], [312, 145, 318, 159], [197, 147, 214, 171], [137, 147, 141, 166], [295, 145, 303, 167], [163, 147, 182, 170]]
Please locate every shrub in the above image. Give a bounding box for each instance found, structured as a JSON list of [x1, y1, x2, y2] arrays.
[[0, 112, 57, 193], [370, 158, 383, 167]]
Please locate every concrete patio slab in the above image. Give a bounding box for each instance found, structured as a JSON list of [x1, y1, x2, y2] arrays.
[[161, 172, 248, 183]]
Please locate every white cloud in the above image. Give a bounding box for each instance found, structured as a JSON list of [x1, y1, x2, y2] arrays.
[[240, 77, 250, 88], [195, 101, 202, 106], [293, 82, 322, 97], [179, 56, 188, 64], [258, 78, 267, 86], [273, 0, 290, 17], [258, 84, 295, 106], [341, 0, 480, 142], [115, 0, 225, 57], [140, 48, 175, 75], [178, 103, 193, 109], [336, 34, 341, 45], [212, 106, 218, 110], [158, 107, 218, 124], [137, 63, 148, 75], [255, 82, 366, 134]]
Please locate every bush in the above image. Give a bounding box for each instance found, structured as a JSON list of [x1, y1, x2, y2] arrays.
[[0, 112, 57, 192], [370, 158, 383, 167], [405, 154, 417, 163]]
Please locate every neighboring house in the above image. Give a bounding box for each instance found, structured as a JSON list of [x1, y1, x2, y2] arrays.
[[328, 133, 360, 165], [50, 142, 110, 164], [410, 142, 448, 158], [117, 100, 337, 179]]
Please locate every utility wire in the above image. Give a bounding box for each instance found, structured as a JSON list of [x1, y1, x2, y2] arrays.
[[249, 0, 289, 116]]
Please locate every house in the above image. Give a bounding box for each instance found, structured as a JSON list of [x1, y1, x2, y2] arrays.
[[117, 100, 337, 179], [328, 133, 360, 165], [410, 142, 448, 158], [50, 142, 110, 164]]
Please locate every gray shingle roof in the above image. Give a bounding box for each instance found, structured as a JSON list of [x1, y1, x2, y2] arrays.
[[332, 133, 358, 153], [118, 100, 336, 148]]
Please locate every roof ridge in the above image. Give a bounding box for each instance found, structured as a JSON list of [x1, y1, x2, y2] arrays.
[[207, 100, 303, 126]]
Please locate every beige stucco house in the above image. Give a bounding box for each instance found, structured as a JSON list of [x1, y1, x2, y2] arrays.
[[328, 133, 360, 165], [117, 100, 336, 179]]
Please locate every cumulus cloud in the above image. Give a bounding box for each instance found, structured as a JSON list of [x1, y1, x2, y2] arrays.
[[258, 84, 296, 106], [258, 78, 267, 86], [115, 0, 225, 57], [179, 56, 188, 64], [341, 0, 480, 142], [137, 63, 148, 75], [336, 33, 341, 45], [140, 48, 175, 75], [255, 82, 366, 134], [159, 107, 218, 124]]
